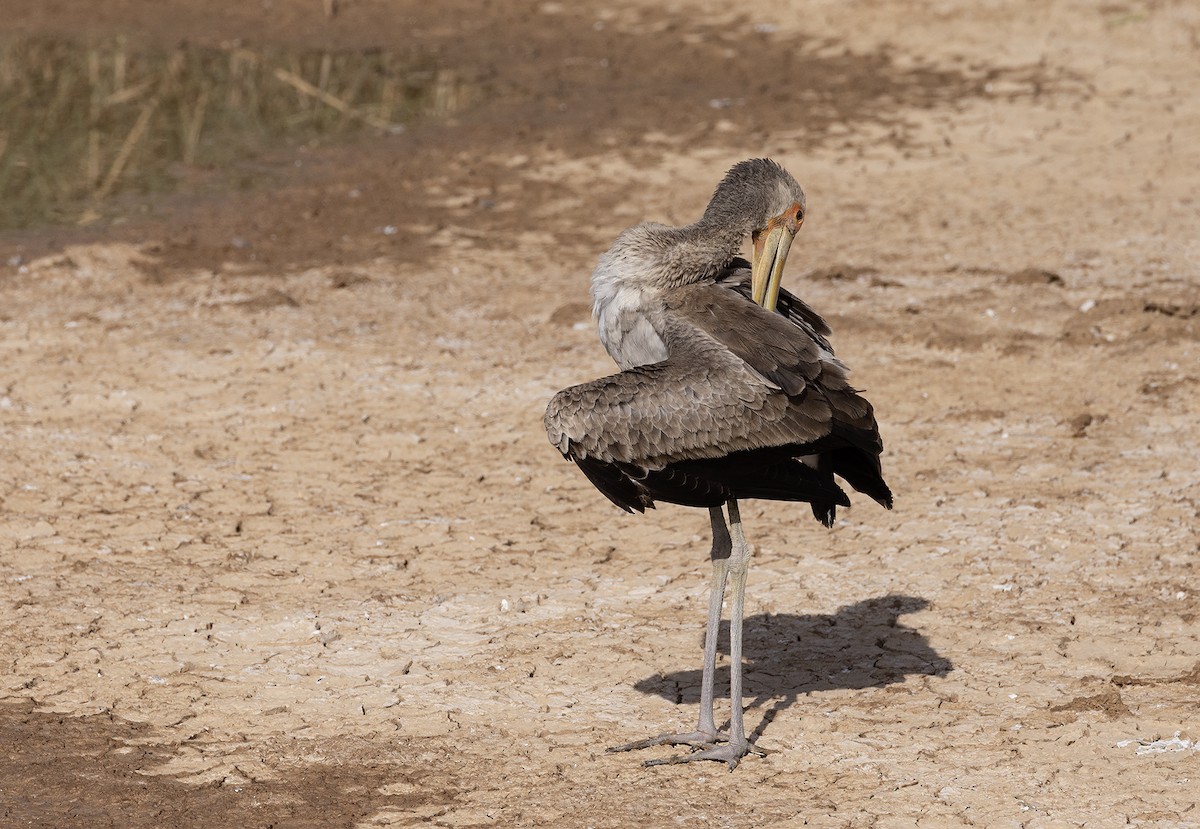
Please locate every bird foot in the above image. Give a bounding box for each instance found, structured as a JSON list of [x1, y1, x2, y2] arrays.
[[644, 739, 767, 772], [607, 730, 768, 770], [606, 729, 722, 753]]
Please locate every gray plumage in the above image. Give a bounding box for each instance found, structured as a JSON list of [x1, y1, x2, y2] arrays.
[[545, 158, 890, 521], [542, 159, 891, 769]]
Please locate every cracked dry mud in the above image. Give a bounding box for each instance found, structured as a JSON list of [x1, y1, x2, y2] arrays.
[[2, 1, 1199, 827]]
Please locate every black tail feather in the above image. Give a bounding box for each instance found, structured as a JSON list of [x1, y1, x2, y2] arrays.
[[808, 453, 840, 528], [572, 455, 654, 513], [641, 452, 850, 512], [828, 446, 893, 509], [568, 444, 887, 528]]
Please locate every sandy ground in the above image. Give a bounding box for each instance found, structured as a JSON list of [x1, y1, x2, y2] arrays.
[[2, 0, 1200, 826]]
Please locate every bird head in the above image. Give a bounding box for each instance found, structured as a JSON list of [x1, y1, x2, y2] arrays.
[[704, 158, 806, 309]]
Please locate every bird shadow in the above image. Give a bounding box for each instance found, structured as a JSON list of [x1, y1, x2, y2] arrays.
[[631, 594, 951, 743]]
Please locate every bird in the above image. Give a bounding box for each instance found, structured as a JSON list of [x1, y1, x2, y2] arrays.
[[543, 158, 892, 769]]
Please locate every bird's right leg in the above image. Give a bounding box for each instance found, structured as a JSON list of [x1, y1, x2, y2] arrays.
[[607, 506, 731, 754], [694, 506, 732, 740]]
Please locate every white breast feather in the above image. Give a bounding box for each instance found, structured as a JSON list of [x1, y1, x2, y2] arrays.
[[590, 243, 669, 371]]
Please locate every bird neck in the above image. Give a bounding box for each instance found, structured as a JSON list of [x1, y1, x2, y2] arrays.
[[659, 215, 748, 285]]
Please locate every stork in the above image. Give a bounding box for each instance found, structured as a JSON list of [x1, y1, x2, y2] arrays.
[[544, 159, 892, 768]]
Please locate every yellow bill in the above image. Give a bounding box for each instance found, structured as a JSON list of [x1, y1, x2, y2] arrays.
[[750, 224, 796, 312]]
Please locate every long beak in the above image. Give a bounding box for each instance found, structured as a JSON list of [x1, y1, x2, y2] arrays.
[[750, 224, 796, 311]]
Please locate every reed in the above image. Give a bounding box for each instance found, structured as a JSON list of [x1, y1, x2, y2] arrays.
[[0, 35, 474, 229]]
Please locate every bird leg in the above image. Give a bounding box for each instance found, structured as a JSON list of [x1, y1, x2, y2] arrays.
[[646, 498, 765, 770], [696, 505, 732, 740], [607, 506, 731, 754]]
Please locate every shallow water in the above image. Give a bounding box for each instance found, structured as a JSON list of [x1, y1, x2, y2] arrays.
[[0, 36, 475, 229]]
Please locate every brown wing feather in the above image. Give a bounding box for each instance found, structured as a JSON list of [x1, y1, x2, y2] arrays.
[[545, 348, 822, 468], [544, 278, 890, 512], [666, 282, 831, 397], [545, 285, 841, 468], [690, 280, 885, 455], [719, 261, 833, 341]]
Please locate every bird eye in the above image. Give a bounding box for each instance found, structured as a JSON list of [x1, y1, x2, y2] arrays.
[[795, 209, 804, 223]]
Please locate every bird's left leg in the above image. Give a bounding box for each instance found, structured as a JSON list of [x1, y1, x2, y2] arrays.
[[647, 498, 766, 770], [607, 506, 731, 754]]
